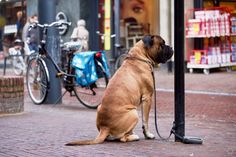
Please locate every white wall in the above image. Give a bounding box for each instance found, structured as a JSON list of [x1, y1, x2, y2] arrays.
[[159, 0, 172, 45], [159, 0, 194, 60]]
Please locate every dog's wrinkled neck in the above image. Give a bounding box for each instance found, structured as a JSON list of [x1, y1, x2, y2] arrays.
[[126, 54, 154, 69], [126, 41, 155, 71], [129, 41, 156, 66]]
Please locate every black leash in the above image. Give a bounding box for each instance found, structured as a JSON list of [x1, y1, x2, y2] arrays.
[[152, 69, 180, 141], [151, 70, 174, 140]]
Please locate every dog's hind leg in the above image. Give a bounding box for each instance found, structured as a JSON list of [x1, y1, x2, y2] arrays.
[[117, 109, 140, 142]]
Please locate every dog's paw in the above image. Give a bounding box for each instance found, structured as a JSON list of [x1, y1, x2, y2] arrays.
[[120, 134, 140, 142], [144, 131, 155, 139]]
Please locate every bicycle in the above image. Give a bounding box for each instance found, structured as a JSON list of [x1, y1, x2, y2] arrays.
[[114, 44, 129, 70], [26, 21, 109, 109], [96, 31, 128, 71]]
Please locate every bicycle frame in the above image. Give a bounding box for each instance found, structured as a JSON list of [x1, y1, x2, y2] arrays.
[[35, 46, 75, 85]]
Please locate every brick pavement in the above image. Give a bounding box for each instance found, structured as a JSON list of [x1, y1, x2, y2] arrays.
[[0, 67, 236, 157]]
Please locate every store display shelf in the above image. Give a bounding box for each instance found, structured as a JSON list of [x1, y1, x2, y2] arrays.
[[187, 62, 236, 74], [187, 63, 220, 69], [185, 7, 236, 74], [220, 62, 236, 67]]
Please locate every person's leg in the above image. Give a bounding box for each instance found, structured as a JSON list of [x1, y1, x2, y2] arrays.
[[0, 30, 3, 51]]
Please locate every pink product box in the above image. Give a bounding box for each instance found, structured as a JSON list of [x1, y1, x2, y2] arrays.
[[227, 53, 231, 63], [207, 55, 212, 65], [201, 55, 207, 64], [217, 55, 222, 63], [195, 11, 205, 19], [187, 19, 202, 36], [222, 54, 227, 63], [190, 55, 208, 64], [190, 55, 195, 64], [189, 54, 226, 65], [232, 53, 236, 62], [212, 55, 218, 64], [204, 55, 217, 65]]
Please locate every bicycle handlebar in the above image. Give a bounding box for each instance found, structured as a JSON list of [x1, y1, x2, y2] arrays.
[[29, 20, 71, 31], [96, 31, 124, 49], [96, 31, 116, 38]]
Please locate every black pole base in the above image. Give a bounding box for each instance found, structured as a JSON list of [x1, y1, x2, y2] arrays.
[[174, 132, 203, 144], [182, 136, 203, 144]]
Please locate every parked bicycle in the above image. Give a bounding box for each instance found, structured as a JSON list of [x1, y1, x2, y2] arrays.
[[114, 44, 129, 70], [96, 31, 128, 71], [26, 21, 109, 109]]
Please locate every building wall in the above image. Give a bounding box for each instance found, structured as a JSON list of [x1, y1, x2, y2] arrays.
[[159, 0, 194, 61], [80, 0, 99, 50], [26, 0, 99, 50], [56, 0, 80, 41], [26, 0, 80, 41], [159, 0, 174, 64], [159, 0, 172, 45]]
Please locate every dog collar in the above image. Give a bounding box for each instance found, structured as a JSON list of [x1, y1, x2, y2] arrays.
[[125, 54, 155, 70]]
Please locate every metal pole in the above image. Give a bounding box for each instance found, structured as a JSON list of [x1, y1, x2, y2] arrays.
[[167, 0, 173, 73], [38, 0, 62, 104], [114, 0, 120, 57], [174, 0, 185, 142]]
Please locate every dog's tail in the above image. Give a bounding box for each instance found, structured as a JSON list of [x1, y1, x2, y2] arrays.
[[65, 128, 109, 146]]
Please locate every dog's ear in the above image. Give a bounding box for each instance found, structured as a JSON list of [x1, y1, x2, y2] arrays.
[[142, 35, 154, 49]]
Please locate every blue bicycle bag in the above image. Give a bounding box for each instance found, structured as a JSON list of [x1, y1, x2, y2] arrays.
[[71, 51, 110, 86]]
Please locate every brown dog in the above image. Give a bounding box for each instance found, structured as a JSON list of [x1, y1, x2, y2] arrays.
[[66, 35, 173, 145]]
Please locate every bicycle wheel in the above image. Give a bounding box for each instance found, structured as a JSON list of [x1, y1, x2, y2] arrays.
[[12, 56, 24, 75], [26, 57, 49, 104], [115, 54, 127, 70], [73, 64, 109, 109]]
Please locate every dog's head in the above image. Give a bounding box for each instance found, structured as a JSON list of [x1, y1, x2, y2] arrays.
[[142, 35, 173, 64]]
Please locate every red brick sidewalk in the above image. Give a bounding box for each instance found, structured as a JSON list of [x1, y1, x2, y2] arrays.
[[0, 69, 235, 157]]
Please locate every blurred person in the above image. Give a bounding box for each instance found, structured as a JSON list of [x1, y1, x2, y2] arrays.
[[0, 14, 6, 53], [26, 15, 39, 53], [8, 39, 24, 56], [70, 19, 89, 51], [15, 11, 24, 39], [8, 39, 26, 74], [0, 14, 7, 57], [22, 16, 32, 43]]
